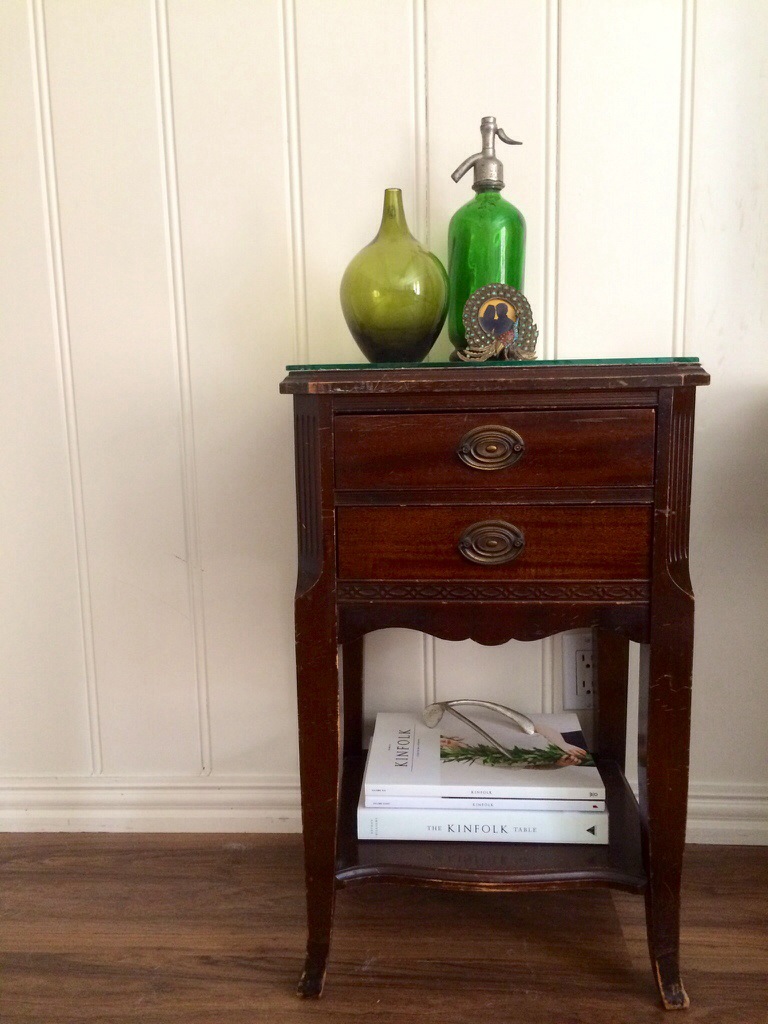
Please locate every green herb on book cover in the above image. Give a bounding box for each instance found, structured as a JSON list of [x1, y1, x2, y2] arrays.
[[440, 737, 595, 770]]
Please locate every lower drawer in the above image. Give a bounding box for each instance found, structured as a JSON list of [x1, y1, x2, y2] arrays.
[[336, 505, 652, 581]]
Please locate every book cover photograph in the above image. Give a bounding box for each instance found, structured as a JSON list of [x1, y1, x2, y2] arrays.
[[363, 709, 604, 802]]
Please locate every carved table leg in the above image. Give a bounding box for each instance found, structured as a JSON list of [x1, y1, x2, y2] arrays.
[[295, 592, 340, 998], [594, 628, 629, 767], [291, 394, 340, 997], [342, 637, 364, 758], [638, 602, 693, 1010]]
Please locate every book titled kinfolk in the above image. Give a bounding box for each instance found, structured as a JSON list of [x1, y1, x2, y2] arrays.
[[363, 711, 605, 803], [357, 786, 609, 844], [365, 793, 604, 811]]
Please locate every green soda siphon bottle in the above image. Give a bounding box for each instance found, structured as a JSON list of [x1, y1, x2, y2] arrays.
[[447, 116, 526, 353]]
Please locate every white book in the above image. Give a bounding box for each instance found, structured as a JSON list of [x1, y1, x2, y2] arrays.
[[357, 787, 609, 844], [363, 711, 604, 801], [365, 794, 605, 811]]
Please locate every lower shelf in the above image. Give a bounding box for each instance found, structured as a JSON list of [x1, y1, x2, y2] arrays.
[[335, 754, 646, 894]]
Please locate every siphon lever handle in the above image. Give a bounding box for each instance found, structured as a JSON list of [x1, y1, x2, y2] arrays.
[[423, 700, 536, 756]]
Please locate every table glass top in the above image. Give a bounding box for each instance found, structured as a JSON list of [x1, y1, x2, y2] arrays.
[[286, 356, 700, 371]]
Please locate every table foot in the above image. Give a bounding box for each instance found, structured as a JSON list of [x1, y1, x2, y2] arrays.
[[654, 956, 690, 1010], [297, 942, 329, 998]]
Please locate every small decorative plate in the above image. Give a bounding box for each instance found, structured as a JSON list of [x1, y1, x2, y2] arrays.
[[457, 283, 538, 362]]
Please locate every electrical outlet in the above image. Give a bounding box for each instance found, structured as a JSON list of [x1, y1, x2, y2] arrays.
[[563, 630, 594, 709]]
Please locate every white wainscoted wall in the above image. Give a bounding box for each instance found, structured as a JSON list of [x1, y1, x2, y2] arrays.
[[1, 0, 766, 841]]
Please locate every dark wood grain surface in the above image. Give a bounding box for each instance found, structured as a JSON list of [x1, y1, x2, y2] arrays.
[[336, 755, 645, 893], [337, 504, 652, 581], [279, 361, 711, 394], [282, 361, 710, 1006], [334, 409, 656, 490], [0, 834, 764, 1024]]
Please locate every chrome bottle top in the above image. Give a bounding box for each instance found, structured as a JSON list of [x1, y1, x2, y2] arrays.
[[451, 115, 522, 192]]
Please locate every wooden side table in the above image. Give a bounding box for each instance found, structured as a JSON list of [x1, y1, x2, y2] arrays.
[[279, 359, 710, 1009]]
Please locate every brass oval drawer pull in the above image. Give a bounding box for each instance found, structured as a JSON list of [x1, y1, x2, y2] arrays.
[[457, 425, 525, 470], [458, 520, 525, 565]]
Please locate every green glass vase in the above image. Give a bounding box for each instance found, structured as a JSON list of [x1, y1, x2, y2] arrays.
[[340, 188, 448, 363], [447, 189, 526, 351]]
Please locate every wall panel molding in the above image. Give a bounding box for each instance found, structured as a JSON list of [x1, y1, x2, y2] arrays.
[[413, 0, 436, 707], [153, 0, 212, 775], [412, 0, 429, 246], [164, 0, 299, 776], [543, 0, 560, 361], [30, 0, 103, 773], [557, 0, 683, 358], [40, 0, 202, 775], [672, 0, 697, 357], [541, 0, 561, 708], [281, 0, 309, 364]]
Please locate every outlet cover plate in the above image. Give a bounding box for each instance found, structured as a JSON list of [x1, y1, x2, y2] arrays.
[[563, 630, 594, 709]]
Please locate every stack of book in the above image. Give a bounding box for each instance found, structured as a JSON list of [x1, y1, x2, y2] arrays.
[[358, 709, 608, 844]]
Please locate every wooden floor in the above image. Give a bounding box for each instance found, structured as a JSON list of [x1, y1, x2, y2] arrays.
[[0, 835, 765, 1024]]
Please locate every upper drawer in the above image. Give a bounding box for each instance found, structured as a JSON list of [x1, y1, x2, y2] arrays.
[[334, 409, 655, 490]]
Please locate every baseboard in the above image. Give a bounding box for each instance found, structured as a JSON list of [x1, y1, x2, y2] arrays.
[[0, 776, 765, 842], [685, 782, 768, 845], [0, 775, 303, 833], [623, 775, 768, 845]]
